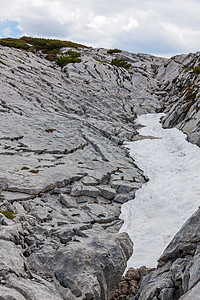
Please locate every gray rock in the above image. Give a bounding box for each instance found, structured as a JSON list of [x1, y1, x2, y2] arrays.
[[135, 208, 200, 300], [158, 207, 200, 267], [179, 282, 200, 300], [27, 230, 133, 300], [98, 185, 116, 199], [0, 287, 26, 300], [111, 181, 142, 194], [159, 52, 200, 147], [114, 190, 136, 204], [58, 194, 77, 208], [71, 183, 99, 198], [0, 43, 199, 300]]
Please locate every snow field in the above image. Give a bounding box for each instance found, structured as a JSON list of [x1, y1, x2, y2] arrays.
[[120, 113, 200, 269]]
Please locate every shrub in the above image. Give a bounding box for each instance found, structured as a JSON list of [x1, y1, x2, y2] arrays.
[[193, 66, 200, 74], [20, 36, 85, 51], [0, 38, 30, 50], [107, 48, 122, 54], [55, 51, 81, 68], [65, 50, 81, 58], [0, 37, 86, 54], [45, 53, 57, 61], [111, 58, 131, 69]]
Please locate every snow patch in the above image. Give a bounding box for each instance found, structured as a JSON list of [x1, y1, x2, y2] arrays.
[[120, 113, 200, 269]]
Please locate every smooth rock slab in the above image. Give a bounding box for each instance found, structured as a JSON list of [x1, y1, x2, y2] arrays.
[[71, 183, 99, 198], [0, 286, 26, 300]]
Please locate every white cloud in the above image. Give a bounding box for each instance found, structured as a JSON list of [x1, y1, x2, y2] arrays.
[[0, 0, 200, 56], [122, 17, 139, 32]]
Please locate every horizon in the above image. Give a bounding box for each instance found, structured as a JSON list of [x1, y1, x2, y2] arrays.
[[0, 35, 194, 59], [1, 0, 200, 58]]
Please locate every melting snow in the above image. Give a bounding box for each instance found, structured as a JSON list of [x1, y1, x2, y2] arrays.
[[119, 113, 200, 269]]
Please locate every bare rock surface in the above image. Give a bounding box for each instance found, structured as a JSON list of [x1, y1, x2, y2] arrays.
[[0, 43, 199, 299], [0, 45, 167, 299], [155, 51, 200, 146]]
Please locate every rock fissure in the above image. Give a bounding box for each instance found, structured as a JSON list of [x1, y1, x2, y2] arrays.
[[0, 42, 199, 299]]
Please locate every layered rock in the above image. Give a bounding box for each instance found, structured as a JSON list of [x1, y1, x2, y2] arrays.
[[135, 208, 200, 300], [0, 42, 199, 299], [0, 45, 167, 299], [155, 52, 200, 146]]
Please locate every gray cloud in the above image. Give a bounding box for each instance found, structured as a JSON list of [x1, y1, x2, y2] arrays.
[[0, 0, 200, 57], [20, 17, 72, 38]]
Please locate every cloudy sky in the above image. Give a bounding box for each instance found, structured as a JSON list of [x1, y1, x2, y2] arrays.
[[0, 0, 200, 57]]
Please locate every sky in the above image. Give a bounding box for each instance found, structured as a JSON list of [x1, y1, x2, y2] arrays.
[[0, 0, 200, 57]]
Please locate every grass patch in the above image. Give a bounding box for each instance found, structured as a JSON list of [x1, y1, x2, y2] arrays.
[[65, 50, 81, 58], [0, 210, 16, 220], [107, 49, 122, 54], [0, 37, 86, 63], [0, 37, 86, 52], [193, 66, 200, 74], [55, 51, 81, 68], [111, 58, 131, 69]]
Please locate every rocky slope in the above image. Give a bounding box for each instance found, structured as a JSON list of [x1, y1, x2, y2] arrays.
[[135, 207, 200, 300], [0, 40, 199, 299], [156, 52, 200, 146]]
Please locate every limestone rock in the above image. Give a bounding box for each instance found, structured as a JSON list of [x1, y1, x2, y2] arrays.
[[98, 185, 116, 199], [135, 208, 200, 300], [0, 43, 199, 299]]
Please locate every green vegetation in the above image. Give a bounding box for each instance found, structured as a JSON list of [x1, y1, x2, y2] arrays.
[[55, 51, 81, 68], [193, 66, 200, 74], [0, 37, 85, 51], [94, 58, 109, 65], [0, 38, 30, 50], [0, 210, 16, 220], [0, 37, 86, 63], [65, 50, 81, 58], [56, 56, 81, 67], [107, 48, 122, 54], [111, 58, 131, 69], [183, 65, 192, 72]]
